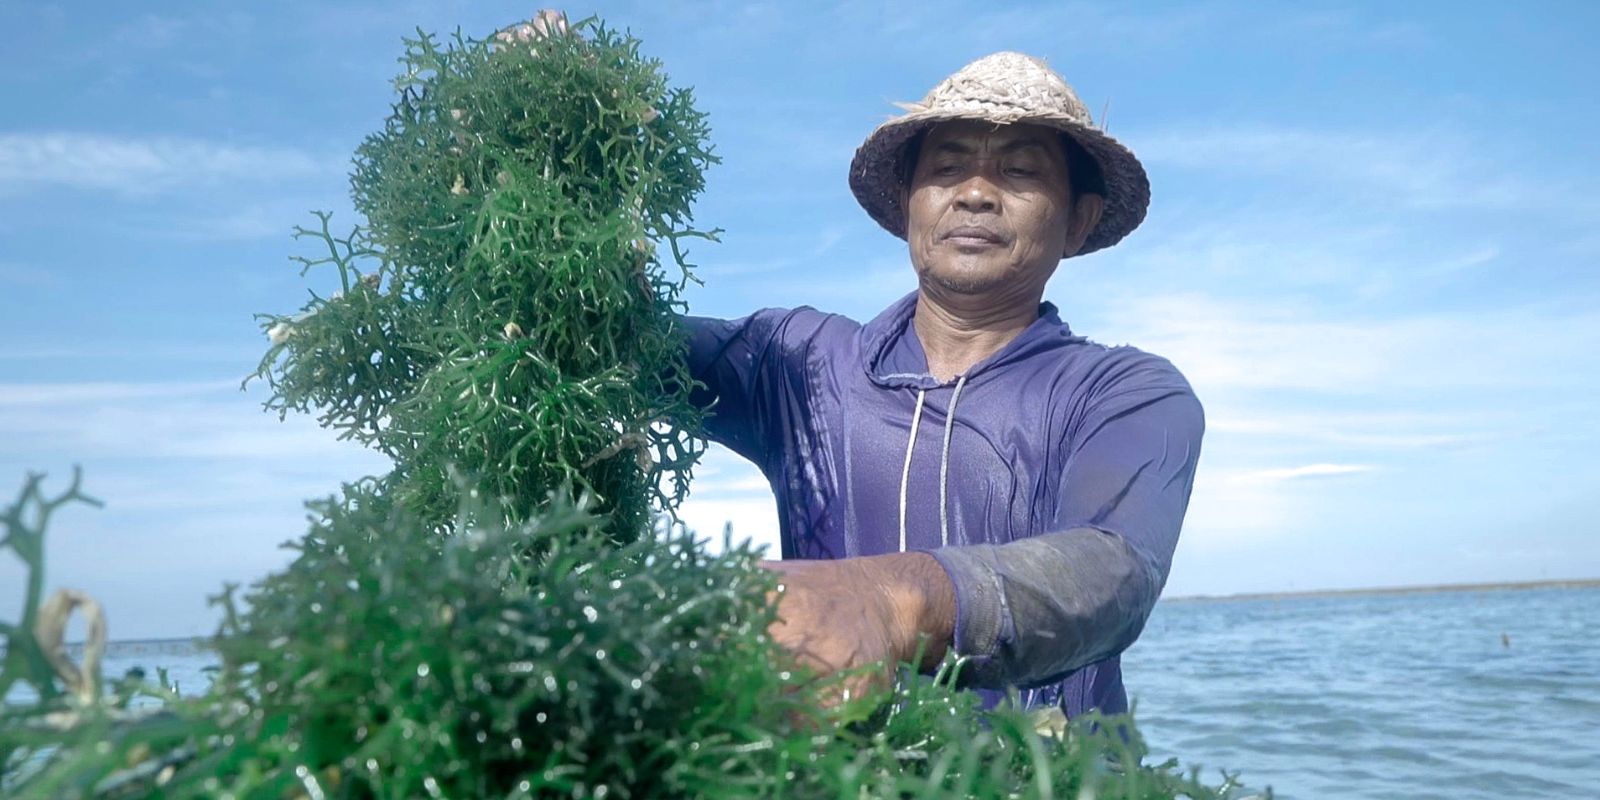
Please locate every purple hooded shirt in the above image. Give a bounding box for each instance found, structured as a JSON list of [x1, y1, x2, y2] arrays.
[[685, 290, 1203, 718]]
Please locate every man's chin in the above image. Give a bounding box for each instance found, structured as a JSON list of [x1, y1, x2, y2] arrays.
[[919, 267, 1011, 297]]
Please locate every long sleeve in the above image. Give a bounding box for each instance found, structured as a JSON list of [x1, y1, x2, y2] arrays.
[[680, 311, 791, 469], [927, 361, 1204, 689], [681, 307, 840, 472]]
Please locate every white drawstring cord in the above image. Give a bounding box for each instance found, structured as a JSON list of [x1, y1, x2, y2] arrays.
[[938, 374, 968, 547], [898, 389, 928, 552]]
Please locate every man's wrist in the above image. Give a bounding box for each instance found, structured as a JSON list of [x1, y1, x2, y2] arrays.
[[859, 552, 956, 670]]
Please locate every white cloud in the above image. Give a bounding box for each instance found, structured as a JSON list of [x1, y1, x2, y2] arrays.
[[1097, 292, 1600, 398], [0, 133, 338, 195], [1133, 124, 1561, 213], [1235, 463, 1374, 482], [674, 496, 782, 558], [1089, 290, 1600, 533], [1096, 204, 1505, 302], [760, 256, 915, 311], [1178, 462, 1374, 548], [677, 443, 781, 556], [0, 379, 388, 637], [0, 380, 237, 405], [0, 261, 62, 288], [1207, 410, 1493, 450], [817, 1, 1221, 60], [698, 224, 852, 278], [0, 342, 254, 363], [692, 473, 773, 496], [1177, 464, 1293, 545], [0, 379, 388, 467], [108, 13, 188, 49], [1260, 10, 1432, 49], [0, 502, 316, 640], [684, 445, 777, 499], [127, 203, 302, 242]]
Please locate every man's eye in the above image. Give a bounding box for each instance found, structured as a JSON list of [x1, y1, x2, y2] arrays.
[[934, 164, 961, 176], [1004, 166, 1038, 177]]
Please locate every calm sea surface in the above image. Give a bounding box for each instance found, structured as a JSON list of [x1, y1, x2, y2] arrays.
[[1124, 585, 1600, 798], [85, 585, 1600, 798]]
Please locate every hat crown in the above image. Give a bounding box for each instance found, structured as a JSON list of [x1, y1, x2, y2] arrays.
[[907, 52, 1091, 127]]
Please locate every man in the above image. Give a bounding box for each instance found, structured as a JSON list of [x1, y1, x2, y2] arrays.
[[685, 52, 1203, 721]]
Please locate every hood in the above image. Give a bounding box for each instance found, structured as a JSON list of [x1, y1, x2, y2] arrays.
[[860, 290, 1084, 390]]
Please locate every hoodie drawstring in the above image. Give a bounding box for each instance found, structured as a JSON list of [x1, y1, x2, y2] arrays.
[[898, 389, 927, 553], [898, 374, 968, 552], [938, 374, 968, 547]]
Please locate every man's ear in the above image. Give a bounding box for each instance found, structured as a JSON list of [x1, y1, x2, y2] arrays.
[[1063, 193, 1104, 257]]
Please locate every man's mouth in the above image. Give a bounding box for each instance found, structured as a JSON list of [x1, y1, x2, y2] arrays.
[[942, 226, 1005, 247]]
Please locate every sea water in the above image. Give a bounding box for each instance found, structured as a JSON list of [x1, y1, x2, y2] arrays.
[[77, 585, 1600, 798], [1124, 585, 1600, 798]]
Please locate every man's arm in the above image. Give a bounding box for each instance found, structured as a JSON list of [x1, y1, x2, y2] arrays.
[[764, 362, 1202, 690], [682, 307, 850, 470], [681, 313, 773, 466], [925, 374, 1203, 688]]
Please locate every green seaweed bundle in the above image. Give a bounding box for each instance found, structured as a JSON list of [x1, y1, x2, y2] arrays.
[[1, 15, 1259, 799], [2, 473, 1250, 798], [249, 18, 714, 541]]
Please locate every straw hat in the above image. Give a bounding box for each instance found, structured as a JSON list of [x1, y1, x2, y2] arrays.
[[848, 51, 1149, 257]]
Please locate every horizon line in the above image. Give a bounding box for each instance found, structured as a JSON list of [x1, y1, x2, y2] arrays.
[[1164, 576, 1600, 604]]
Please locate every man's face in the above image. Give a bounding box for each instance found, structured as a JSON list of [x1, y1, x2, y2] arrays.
[[904, 120, 1096, 298]]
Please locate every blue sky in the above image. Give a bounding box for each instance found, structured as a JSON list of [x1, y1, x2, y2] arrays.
[[2, 1, 1597, 639]]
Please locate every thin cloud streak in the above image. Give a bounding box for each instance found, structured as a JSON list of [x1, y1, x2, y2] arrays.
[[1239, 463, 1375, 482], [1208, 411, 1492, 450], [0, 262, 63, 289], [0, 380, 388, 467], [1100, 292, 1600, 396], [0, 133, 338, 195], [0, 380, 239, 405], [1133, 124, 1571, 213]]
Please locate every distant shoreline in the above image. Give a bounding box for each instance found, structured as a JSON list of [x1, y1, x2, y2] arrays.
[[1165, 577, 1600, 604]]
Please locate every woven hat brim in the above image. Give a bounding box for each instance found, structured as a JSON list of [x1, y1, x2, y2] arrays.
[[848, 110, 1150, 257]]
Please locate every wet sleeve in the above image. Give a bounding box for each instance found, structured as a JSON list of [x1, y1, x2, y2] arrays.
[[680, 309, 813, 471], [928, 360, 1204, 689]]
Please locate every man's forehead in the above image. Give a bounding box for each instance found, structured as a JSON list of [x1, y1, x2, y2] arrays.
[[923, 120, 1060, 153]]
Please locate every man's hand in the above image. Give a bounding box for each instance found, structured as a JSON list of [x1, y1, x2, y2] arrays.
[[495, 9, 569, 46], [760, 552, 956, 703]]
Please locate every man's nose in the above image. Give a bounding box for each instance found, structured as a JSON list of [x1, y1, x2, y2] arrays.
[[952, 176, 999, 213]]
